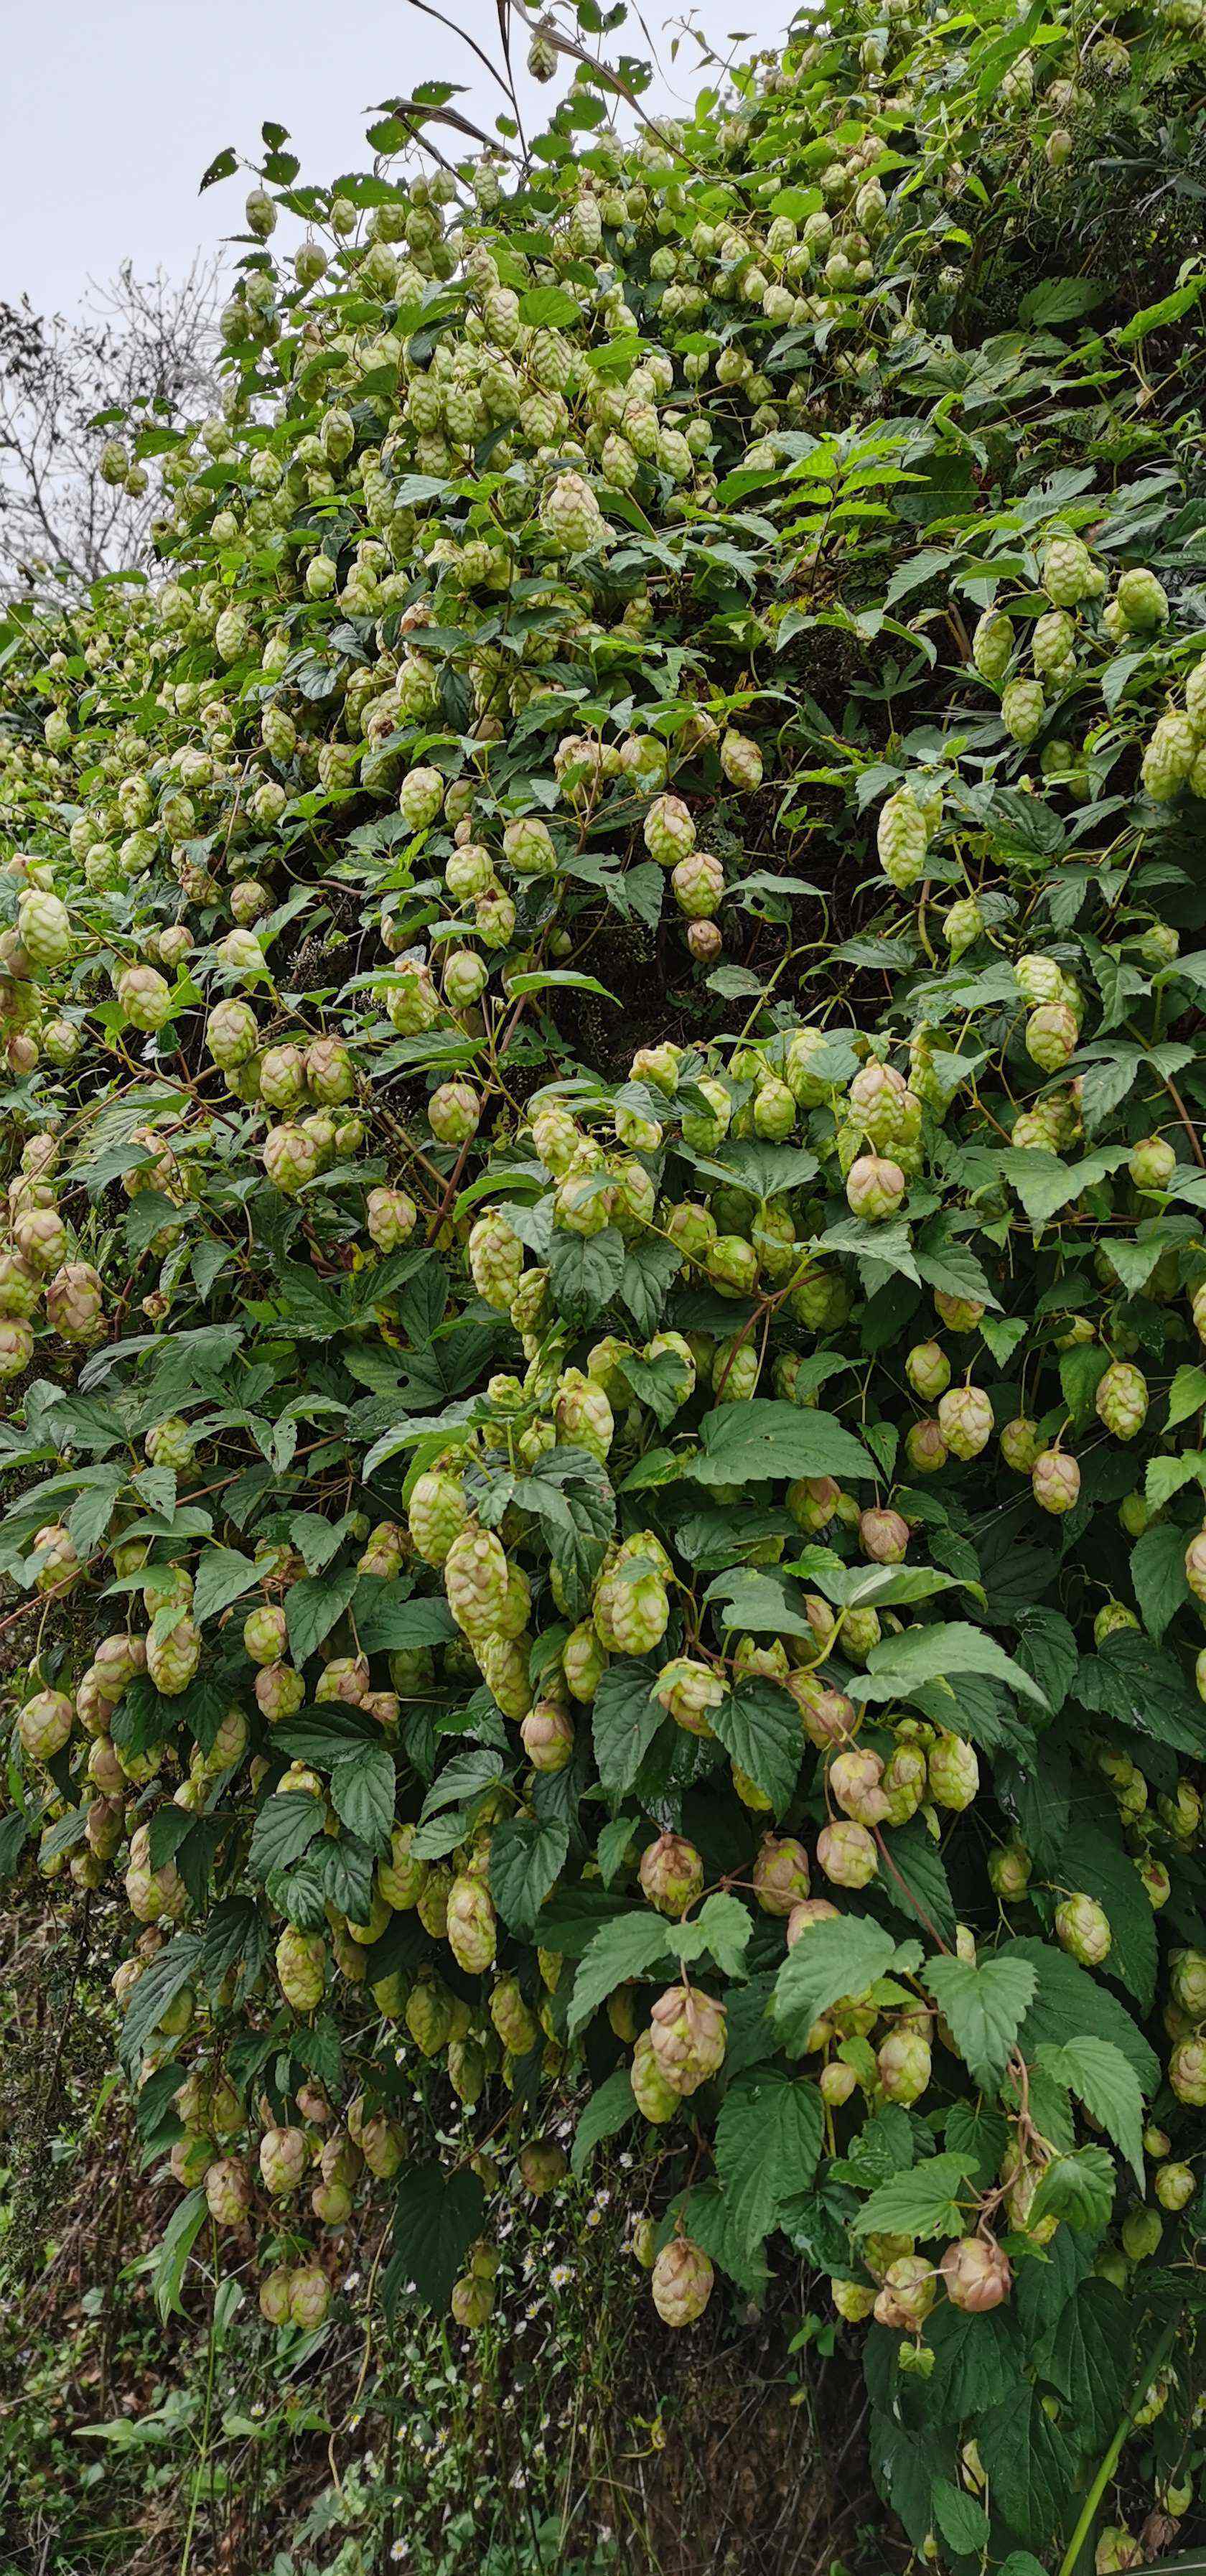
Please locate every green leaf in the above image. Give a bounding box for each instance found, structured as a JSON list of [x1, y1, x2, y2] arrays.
[[567, 1910, 671, 2040], [854, 2152, 978, 2242], [571, 2067, 638, 2177], [545, 1225, 627, 1327], [192, 1545, 262, 1627], [923, 1954, 1037, 2089], [1060, 1822, 1156, 2012], [1012, 1607, 1078, 1716], [693, 1400, 878, 1488], [383, 2165, 485, 2315], [853, 1620, 1048, 1711], [1130, 1518, 1191, 1643], [118, 1933, 204, 2070], [285, 1567, 359, 1669], [1166, 1363, 1206, 1431], [518, 285, 581, 327], [1035, 2036, 1146, 2183], [773, 1917, 915, 2055], [930, 2478, 991, 2554], [489, 1815, 569, 1936], [875, 1817, 958, 1943], [329, 1745, 396, 1853], [979, 2385, 1080, 2550], [714, 2070, 824, 2254], [248, 1791, 327, 1879], [668, 1892, 752, 1979], [708, 1675, 802, 1810], [1011, 1937, 1158, 2092], [591, 1657, 665, 1797], [1019, 276, 1106, 325], [1078, 1631, 1206, 1759], [1029, 2144, 1116, 2237], [152, 2188, 208, 2321], [1047, 2278, 1131, 2448]]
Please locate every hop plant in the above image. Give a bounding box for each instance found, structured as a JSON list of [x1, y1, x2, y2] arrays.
[[650, 2236, 714, 2326], [1032, 1446, 1080, 1514], [639, 1831, 705, 1918], [1055, 1892, 1112, 1965], [648, 1986, 726, 2096]]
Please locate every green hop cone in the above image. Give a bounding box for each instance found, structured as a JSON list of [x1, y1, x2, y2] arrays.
[[938, 1384, 993, 1459], [816, 1822, 878, 1890], [877, 2027, 932, 2104], [259, 2127, 308, 2195], [444, 1523, 509, 1639], [287, 2262, 331, 2330], [1024, 999, 1078, 1071], [971, 608, 1014, 685], [1143, 712, 1197, 801], [276, 1927, 326, 2012], [1001, 677, 1046, 744], [489, 1973, 539, 2057], [752, 1834, 811, 1916], [407, 1468, 467, 1568], [643, 793, 696, 867], [17, 889, 72, 970], [1130, 1135, 1176, 1190], [1032, 1446, 1080, 1513], [1055, 1891, 1112, 1965], [906, 1340, 950, 1400], [651, 2236, 714, 2327], [1095, 1359, 1148, 1439], [927, 1731, 979, 1811], [638, 1831, 705, 1919], [447, 1872, 497, 1974], [1115, 566, 1169, 631], [429, 1080, 480, 1145], [147, 1616, 202, 1697], [1042, 533, 1100, 607], [648, 1985, 726, 2096], [263, 1124, 321, 1195], [468, 1211, 523, 1309], [846, 1153, 905, 1220], [876, 790, 927, 890], [595, 1564, 670, 1656]]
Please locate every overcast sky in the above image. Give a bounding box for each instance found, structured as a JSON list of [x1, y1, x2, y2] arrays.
[[7, 0, 794, 318]]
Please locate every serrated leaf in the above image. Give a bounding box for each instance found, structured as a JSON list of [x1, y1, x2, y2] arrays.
[[709, 1676, 802, 1810], [1035, 2035, 1146, 2183], [931, 2478, 991, 2554], [571, 2067, 638, 2177], [383, 2165, 485, 2316], [668, 1891, 752, 1979], [152, 2188, 208, 2321], [248, 1791, 326, 1879], [567, 1910, 671, 2040], [192, 1545, 262, 1627], [693, 1400, 878, 1488], [1029, 2143, 1116, 2237], [1130, 1518, 1191, 1643], [853, 1620, 1048, 1711], [591, 1656, 665, 1797], [489, 1814, 569, 1936], [979, 2385, 1080, 2550], [854, 2152, 978, 2242], [1011, 1937, 1158, 2092], [773, 1918, 914, 2055], [285, 1567, 359, 1669], [329, 1744, 396, 1852], [923, 1954, 1037, 2089], [714, 2071, 823, 2254]]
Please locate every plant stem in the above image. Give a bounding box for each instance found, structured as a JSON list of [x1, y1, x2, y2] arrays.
[[1055, 2315, 1179, 2576]]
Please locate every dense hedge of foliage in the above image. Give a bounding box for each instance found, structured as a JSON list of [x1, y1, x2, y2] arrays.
[[4, 1, 1206, 2563]]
